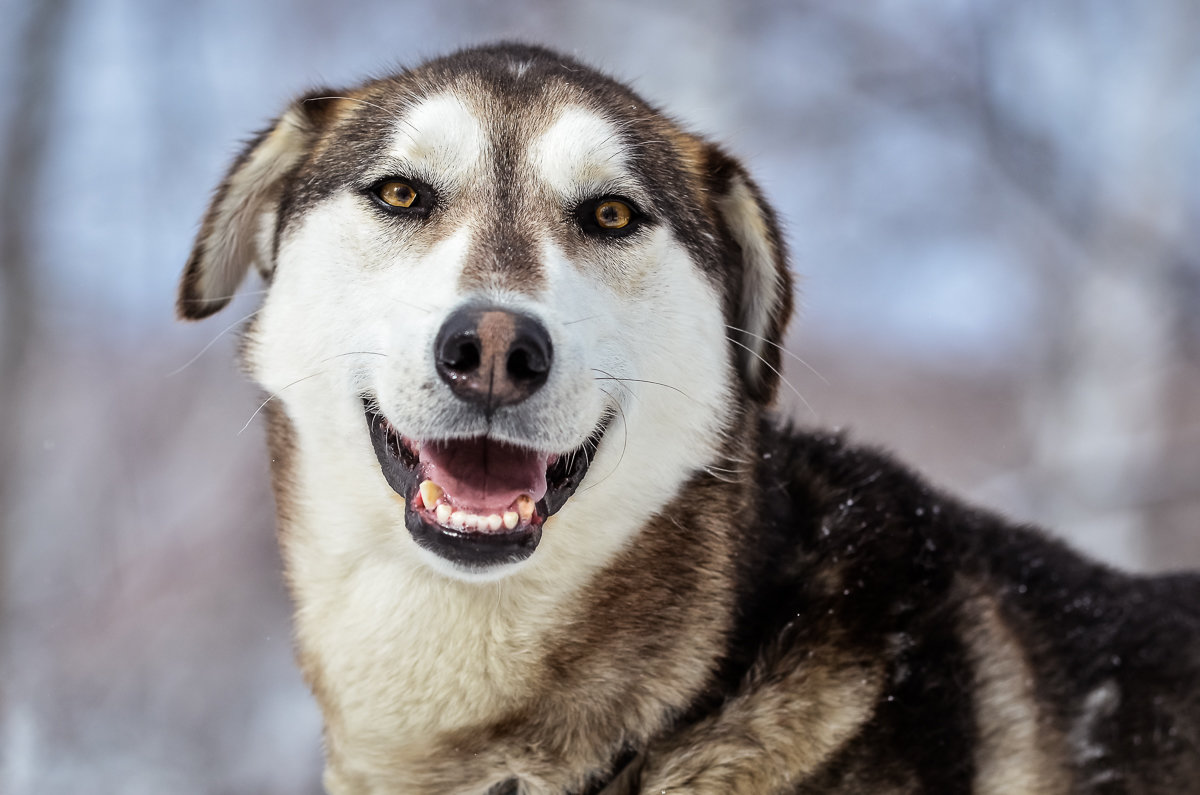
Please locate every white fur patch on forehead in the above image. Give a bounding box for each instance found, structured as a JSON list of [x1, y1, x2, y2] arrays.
[[385, 93, 487, 185], [530, 106, 633, 198]]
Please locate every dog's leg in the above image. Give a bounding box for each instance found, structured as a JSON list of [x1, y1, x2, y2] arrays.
[[636, 644, 882, 794]]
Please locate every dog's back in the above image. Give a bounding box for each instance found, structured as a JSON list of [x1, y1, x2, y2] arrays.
[[725, 423, 1200, 793]]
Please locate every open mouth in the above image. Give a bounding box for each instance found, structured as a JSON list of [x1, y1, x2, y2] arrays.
[[364, 397, 607, 570]]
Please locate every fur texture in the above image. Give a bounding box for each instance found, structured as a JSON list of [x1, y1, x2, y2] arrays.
[[179, 44, 1200, 793]]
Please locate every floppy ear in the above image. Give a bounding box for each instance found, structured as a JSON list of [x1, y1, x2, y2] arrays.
[[703, 144, 795, 404], [177, 90, 342, 320]]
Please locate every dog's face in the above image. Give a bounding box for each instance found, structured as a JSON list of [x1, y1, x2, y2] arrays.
[[179, 45, 791, 582]]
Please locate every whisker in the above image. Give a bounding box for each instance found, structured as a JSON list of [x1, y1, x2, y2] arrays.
[[319, 351, 389, 363], [590, 369, 695, 402], [579, 395, 627, 494], [726, 336, 817, 419], [725, 324, 829, 385], [564, 315, 603, 326], [590, 368, 637, 403], [166, 308, 262, 377], [389, 296, 438, 314], [237, 371, 325, 435]]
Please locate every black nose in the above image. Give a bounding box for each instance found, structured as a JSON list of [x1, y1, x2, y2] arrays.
[[434, 306, 552, 410]]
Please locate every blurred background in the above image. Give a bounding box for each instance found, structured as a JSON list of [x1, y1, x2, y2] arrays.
[[1, 0, 1197, 791]]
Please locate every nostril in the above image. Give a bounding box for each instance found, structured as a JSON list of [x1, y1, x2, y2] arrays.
[[506, 316, 552, 388], [434, 306, 486, 381], [507, 345, 547, 382], [443, 337, 481, 374]]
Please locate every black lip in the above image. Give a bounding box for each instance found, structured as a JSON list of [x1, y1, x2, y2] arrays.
[[363, 398, 609, 571]]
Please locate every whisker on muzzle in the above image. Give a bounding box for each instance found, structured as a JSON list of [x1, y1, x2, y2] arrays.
[[590, 369, 696, 402], [320, 351, 389, 363], [577, 394, 627, 495]]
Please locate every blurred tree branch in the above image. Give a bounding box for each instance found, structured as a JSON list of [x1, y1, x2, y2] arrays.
[[804, 1, 1199, 562]]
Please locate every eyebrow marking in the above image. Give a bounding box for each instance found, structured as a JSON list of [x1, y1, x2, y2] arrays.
[[530, 107, 640, 200], [383, 93, 489, 187]]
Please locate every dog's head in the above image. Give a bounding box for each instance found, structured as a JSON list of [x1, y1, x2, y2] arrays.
[[179, 44, 792, 581]]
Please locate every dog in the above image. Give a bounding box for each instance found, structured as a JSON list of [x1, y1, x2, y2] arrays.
[[177, 43, 1200, 794]]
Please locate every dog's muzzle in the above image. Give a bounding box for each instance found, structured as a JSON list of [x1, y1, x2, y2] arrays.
[[364, 306, 607, 573]]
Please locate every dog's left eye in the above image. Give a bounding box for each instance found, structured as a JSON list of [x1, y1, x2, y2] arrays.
[[576, 197, 644, 238], [376, 181, 418, 208], [595, 200, 631, 229]]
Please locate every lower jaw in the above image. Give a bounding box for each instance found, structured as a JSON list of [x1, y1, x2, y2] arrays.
[[404, 505, 543, 570], [364, 398, 611, 573]]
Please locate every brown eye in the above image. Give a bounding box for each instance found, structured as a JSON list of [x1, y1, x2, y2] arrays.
[[594, 200, 632, 229], [378, 181, 417, 208], [576, 196, 644, 237]]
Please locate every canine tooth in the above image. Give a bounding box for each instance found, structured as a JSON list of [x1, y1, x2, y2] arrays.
[[450, 511, 466, 528], [435, 504, 452, 524], [516, 495, 535, 522], [503, 511, 518, 529], [486, 513, 503, 531], [419, 480, 443, 509]]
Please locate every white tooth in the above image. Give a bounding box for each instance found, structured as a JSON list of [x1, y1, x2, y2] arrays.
[[462, 513, 479, 529], [503, 511, 518, 530], [419, 480, 443, 510], [436, 504, 452, 524], [450, 511, 466, 528], [517, 495, 535, 522], [486, 513, 503, 531]]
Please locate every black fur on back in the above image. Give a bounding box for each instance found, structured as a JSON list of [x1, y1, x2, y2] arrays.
[[693, 417, 1200, 791]]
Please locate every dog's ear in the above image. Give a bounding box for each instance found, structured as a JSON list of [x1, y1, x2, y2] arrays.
[[702, 144, 794, 403], [177, 90, 343, 320]]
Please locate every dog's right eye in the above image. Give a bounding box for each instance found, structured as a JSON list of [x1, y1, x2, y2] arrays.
[[367, 179, 435, 217]]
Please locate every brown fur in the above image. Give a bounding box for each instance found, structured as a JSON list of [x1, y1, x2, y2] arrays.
[[958, 589, 1070, 793]]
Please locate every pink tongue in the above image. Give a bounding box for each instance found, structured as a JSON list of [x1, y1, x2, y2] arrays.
[[419, 437, 550, 512]]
